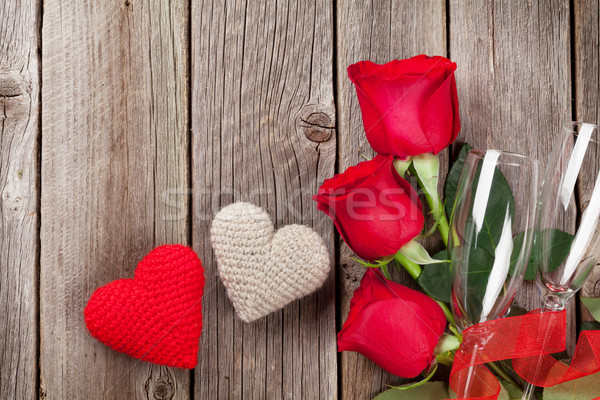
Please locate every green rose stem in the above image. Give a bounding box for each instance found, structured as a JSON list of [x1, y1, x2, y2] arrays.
[[423, 192, 450, 247], [395, 154, 450, 246], [393, 252, 456, 328], [435, 301, 455, 328], [414, 178, 450, 246], [393, 252, 421, 280], [413, 155, 449, 246], [487, 361, 522, 391], [395, 246, 523, 391]]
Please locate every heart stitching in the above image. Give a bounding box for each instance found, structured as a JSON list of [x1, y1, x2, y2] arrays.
[[84, 244, 204, 368], [211, 202, 330, 322]]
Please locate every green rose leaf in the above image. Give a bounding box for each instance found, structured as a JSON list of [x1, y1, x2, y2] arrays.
[[581, 297, 600, 323], [418, 250, 452, 302], [508, 229, 574, 281], [400, 240, 447, 265], [466, 164, 514, 256], [448, 147, 515, 256], [508, 231, 528, 278], [434, 333, 461, 354], [373, 382, 449, 400], [453, 247, 494, 319], [466, 247, 494, 303], [580, 320, 600, 332], [497, 383, 513, 400], [444, 143, 472, 218], [544, 368, 600, 400], [412, 153, 439, 202], [498, 378, 523, 399], [388, 363, 438, 390], [532, 229, 575, 281], [420, 246, 494, 310], [506, 304, 528, 317], [449, 382, 511, 400], [393, 158, 412, 178]]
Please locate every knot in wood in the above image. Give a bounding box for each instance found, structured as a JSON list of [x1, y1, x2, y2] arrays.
[[2, 183, 24, 215], [152, 380, 174, 400], [300, 111, 334, 142], [0, 71, 27, 98]]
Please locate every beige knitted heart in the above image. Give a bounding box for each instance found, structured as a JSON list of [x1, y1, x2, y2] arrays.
[[211, 202, 330, 322]]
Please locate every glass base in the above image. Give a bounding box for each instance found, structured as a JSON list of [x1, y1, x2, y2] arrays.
[[537, 281, 575, 311], [543, 293, 567, 311]]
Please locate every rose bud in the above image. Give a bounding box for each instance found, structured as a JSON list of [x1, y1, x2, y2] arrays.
[[348, 55, 460, 158], [313, 155, 424, 261], [338, 268, 447, 378]]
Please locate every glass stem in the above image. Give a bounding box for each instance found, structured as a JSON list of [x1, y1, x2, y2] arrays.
[[543, 293, 567, 311], [521, 382, 536, 400], [522, 292, 567, 399]]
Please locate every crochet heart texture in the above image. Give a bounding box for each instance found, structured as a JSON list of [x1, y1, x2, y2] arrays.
[[84, 245, 204, 368], [211, 202, 330, 322]]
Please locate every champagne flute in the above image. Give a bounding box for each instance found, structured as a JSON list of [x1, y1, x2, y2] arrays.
[[521, 122, 600, 399], [449, 149, 539, 397]]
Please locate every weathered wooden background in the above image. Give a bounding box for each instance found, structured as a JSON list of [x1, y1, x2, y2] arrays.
[[1, 0, 598, 399]]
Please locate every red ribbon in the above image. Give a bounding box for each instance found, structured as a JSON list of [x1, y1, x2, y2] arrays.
[[447, 310, 600, 400]]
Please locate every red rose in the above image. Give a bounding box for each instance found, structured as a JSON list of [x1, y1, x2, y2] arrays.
[[348, 55, 460, 157], [338, 269, 446, 378], [313, 155, 424, 261]]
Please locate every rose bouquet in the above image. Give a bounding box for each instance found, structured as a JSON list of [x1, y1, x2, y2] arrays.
[[314, 54, 462, 385], [314, 56, 600, 400]]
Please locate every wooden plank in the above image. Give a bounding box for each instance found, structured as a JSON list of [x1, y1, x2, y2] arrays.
[[450, 0, 575, 346], [40, 1, 190, 398], [336, 1, 447, 398], [0, 0, 40, 398], [191, 0, 336, 399], [574, 0, 600, 318]]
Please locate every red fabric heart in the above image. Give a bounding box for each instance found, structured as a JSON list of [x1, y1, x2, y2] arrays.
[[84, 245, 204, 368]]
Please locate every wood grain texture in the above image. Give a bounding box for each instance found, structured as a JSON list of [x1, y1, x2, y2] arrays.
[[450, 0, 575, 348], [336, 1, 447, 398], [0, 1, 592, 398], [191, 0, 337, 399], [40, 1, 189, 398], [0, 0, 40, 398], [574, 0, 600, 317]]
